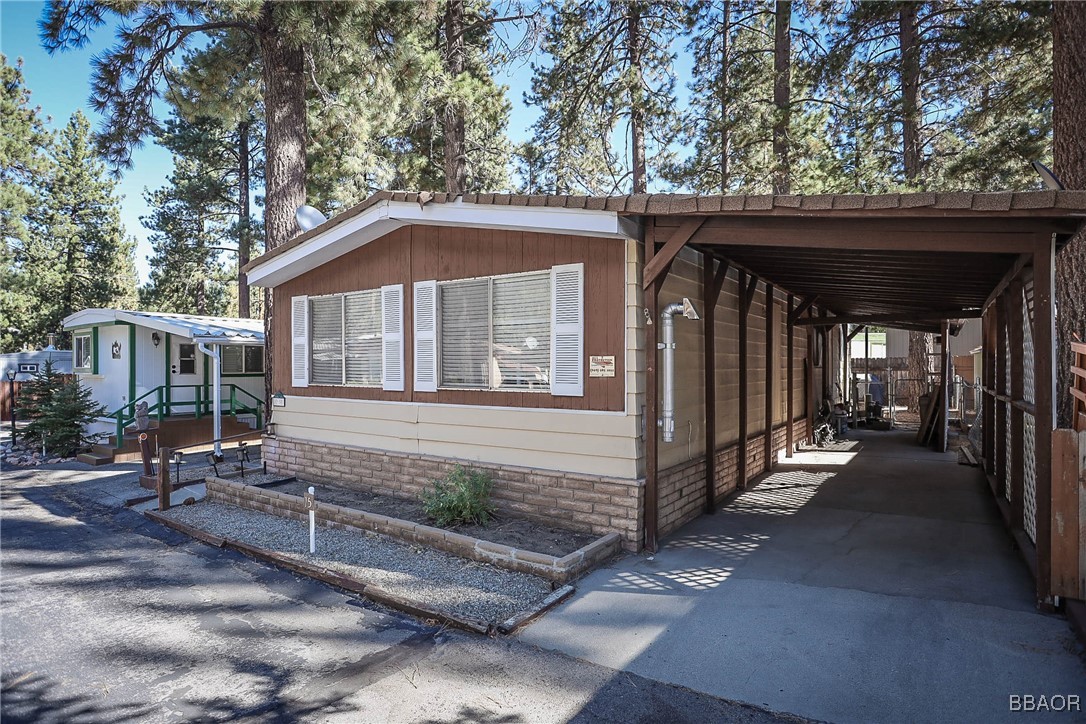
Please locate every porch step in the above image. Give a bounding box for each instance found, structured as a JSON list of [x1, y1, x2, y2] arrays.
[[77, 452, 114, 466]]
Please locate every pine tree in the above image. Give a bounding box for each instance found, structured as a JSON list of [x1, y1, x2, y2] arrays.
[[1053, 0, 1086, 427], [19, 112, 137, 344], [527, 1, 687, 194], [139, 113, 265, 318], [0, 56, 49, 352], [16, 359, 105, 457]]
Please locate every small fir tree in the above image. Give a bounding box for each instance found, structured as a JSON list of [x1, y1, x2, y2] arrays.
[[15, 360, 105, 456]]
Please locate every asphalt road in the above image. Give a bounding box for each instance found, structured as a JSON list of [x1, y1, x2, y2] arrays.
[[0, 462, 807, 724]]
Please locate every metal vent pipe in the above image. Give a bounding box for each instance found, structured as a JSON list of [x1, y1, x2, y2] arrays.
[[658, 298, 700, 443]]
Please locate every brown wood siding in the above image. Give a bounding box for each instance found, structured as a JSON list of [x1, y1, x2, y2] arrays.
[[272, 226, 626, 411]]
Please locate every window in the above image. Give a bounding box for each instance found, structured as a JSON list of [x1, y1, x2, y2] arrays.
[[309, 289, 383, 386], [437, 271, 552, 391], [74, 333, 92, 371], [18, 363, 37, 374], [222, 345, 264, 375], [178, 343, 196, 375]]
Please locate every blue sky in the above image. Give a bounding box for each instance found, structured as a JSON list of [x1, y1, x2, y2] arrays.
[[2, 1, 174, 283], [1, 2, 693, 285]]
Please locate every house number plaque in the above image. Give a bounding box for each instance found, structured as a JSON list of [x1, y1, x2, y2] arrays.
[[589, 356, 616, 378]]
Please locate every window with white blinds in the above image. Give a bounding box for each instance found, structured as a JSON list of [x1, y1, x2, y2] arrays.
[[437, 271, 552, 391], [222, 345, 264, 374], [345, 290, 382, 385], [308, 290, 383, 386], [310, 296, 345, 384]]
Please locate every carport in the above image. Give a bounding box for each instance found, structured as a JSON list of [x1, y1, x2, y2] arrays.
[[633, 190, 1085, 607]]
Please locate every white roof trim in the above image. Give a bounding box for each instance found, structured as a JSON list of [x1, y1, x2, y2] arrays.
[[246, 199, 641, 287], [62, 309, 264, 345]]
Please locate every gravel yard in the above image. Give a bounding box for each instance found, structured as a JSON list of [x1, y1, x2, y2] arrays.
[[162, 501, 554, 624]]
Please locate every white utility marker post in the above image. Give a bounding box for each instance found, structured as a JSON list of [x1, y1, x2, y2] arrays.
[[305, 485, 316, 554]]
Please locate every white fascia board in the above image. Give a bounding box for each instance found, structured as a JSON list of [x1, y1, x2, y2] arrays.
[[191, 335, 264, 346], [247, 203, 403, 288], [114, 311, 199, 340], [247, 199, 642, 288], [62, 309, 119, 329], [387, 200, 641, 240]]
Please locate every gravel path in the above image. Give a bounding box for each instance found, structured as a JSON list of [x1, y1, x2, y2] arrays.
[[162, 501, 553, 624]]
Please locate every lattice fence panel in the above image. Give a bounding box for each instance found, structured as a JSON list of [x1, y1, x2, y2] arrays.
[[1005, 404, 1013, 501], [1023, 412, 1037, 543]]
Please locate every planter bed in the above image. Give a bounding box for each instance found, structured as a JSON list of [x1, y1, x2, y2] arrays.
[[206, 477, 622, 583], [268, 479, 595, 557], [154, 501, 566, 632]]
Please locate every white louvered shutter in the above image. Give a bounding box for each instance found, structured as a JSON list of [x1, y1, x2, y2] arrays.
[[291, 295, 309, 388], [381, 284, 405, 391], [550, 263, 584, 396], [414, 281, 438, 392]]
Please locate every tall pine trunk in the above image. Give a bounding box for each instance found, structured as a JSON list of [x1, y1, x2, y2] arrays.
[[1053, 0, 1086, 427], [628, 3, 647, 194], [899, 5, 921, 184], [772, 0, 791, 194], [237, 120, 251, 319], [719, 0, 732, 194], [443, 0, 468, 195], [259, 5, 307, 414], [899, 3, 929, 408]]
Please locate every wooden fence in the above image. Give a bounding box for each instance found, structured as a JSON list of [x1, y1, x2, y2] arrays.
[[1052, 341, 1086, 602], [0, 380, 24, 422]]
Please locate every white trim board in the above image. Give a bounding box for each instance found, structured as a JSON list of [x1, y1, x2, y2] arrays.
[[246, 199, 642, 288], [276, 393, 631, 417]]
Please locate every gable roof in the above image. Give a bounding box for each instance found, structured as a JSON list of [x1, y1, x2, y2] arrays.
[[62, 309, 264, 345], [243, 189, 1086, 287]]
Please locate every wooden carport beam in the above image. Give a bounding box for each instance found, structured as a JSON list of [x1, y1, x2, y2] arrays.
[[846, 324, 867, 342], [788, 296, 819, 325], [703, 258, 730, 514], [642, 217, 706, 290], [796, 309, 981, 326]]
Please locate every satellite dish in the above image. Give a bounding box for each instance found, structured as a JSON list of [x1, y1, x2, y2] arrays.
[[295, 205, 328, 232], [1031, 161, 1065, 191]]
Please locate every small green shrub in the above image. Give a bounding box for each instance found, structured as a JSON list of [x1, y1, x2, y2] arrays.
[[421, 465, 495, 527]]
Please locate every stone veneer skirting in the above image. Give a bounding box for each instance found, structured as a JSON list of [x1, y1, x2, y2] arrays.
[[262, 418, 806, 551], [657, 417, 809, 538], [262, 435, 645, 549]]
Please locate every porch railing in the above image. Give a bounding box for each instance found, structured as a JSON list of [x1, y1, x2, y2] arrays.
[[109, 384, 264, 448]]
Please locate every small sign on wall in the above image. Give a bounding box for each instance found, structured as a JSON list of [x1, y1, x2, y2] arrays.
[[589, 355, 616, 378]]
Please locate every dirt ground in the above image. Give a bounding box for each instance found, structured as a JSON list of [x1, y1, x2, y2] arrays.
[[267, 480, 597, 557]]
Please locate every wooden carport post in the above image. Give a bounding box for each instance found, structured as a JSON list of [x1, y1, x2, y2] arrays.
[[764, 284, 776, 471], [642, 217, 705, 552], [806, 307, 816, 444], [786, 295, 795, 457], [738, 270, 758, 489], [1033, 235, 1055, 605], [703, 256, 729, 514], [1009, 279, 1025, 530]]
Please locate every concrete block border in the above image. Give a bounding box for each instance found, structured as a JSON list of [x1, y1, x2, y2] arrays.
[[204, 476, 622, 583]]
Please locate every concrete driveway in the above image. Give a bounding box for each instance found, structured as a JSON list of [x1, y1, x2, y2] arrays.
[[1, 459, 804, 723], [519, 430, 1086, 723]]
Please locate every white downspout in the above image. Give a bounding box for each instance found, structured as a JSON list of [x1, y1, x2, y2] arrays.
[[197, 343, 222, 456], [658, 298, 701, 443]]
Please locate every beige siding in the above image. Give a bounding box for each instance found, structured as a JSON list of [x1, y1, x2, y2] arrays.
[[273, 395, 640, 479], [635, 245, 811, 472]]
